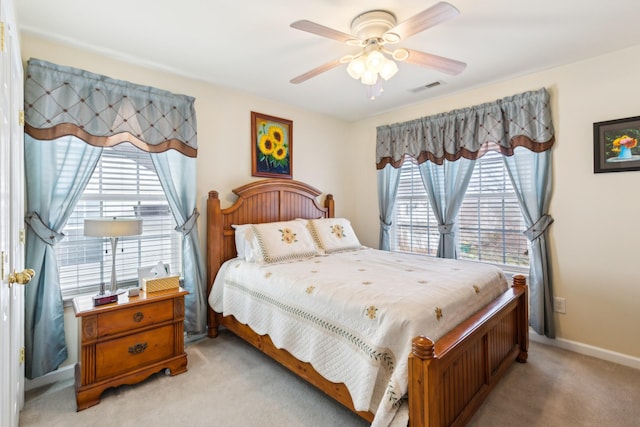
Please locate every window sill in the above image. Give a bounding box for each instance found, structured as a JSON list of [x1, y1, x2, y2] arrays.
[[63, 290, 97, 307]]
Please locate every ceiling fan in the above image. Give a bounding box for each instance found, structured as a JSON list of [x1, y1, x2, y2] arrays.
[[289, 1, 466, 87]]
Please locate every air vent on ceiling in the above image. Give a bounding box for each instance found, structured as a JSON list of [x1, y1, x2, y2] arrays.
[[409, 80, 444, 93]]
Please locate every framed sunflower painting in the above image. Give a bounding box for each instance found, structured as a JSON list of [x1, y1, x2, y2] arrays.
[[251, 111, 293, 178], [593, 115, 640, 173]]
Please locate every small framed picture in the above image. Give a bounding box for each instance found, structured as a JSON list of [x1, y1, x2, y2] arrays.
[[251, 111, 292, 179], [593, 115, 640, 173]]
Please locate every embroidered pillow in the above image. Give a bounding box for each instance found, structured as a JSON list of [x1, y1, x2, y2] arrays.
[[247, 220, 320, 264], [306, 218, 362, 254]]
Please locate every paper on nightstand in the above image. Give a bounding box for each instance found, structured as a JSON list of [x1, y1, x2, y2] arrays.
[[138, 262, 170, 288], [150, 261, 170, 277]]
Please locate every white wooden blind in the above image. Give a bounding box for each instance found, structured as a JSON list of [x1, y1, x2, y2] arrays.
[[457, 150, 529, 268], [392, 156, 439, 256], [56, 143, 182, 297], [392, 152, 529, 270]]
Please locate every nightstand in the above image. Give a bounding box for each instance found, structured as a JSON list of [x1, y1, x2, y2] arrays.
[[72, 287, 189, 410]]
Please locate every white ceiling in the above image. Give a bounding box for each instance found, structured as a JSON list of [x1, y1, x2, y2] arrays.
[[14, 0, 640, 122]]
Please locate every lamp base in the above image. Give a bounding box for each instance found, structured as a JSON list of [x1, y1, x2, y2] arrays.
[[93, 292, 119, 307]]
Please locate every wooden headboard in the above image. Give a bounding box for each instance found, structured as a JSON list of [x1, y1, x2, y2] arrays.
[[206, 179, 334, 332]]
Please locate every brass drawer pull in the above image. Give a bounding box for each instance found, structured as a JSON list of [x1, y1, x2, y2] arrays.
[[133, 312, 144, 322], [128, 342, 148, 355]]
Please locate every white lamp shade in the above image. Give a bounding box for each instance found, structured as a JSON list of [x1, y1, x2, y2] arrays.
[[84, 218, 143, 237], [347, 57, 366, 79], [379, 59, 398, 80], [365, 50, 384, 73], [361, 69, 378, 86]]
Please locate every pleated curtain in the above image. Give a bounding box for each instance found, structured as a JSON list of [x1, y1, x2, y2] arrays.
[[418, 158, 476, 259], [376, 164, 401, 250]]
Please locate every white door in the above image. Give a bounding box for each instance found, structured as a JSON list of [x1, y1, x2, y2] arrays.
[[1, 0, 26, 426]]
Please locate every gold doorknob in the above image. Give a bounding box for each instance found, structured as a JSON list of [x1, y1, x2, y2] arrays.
[[8, 268, 36, 286]]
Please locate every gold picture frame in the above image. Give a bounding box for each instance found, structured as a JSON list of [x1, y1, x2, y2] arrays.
[[251, 111, 292, 179]]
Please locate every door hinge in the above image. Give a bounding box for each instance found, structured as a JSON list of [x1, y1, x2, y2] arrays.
[[19, 110, 24, 127], [19, 228, 25, 245], [19, 347, 25, 364]]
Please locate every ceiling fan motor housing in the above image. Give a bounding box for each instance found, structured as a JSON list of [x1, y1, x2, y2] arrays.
[[350, 10, 396, 42]]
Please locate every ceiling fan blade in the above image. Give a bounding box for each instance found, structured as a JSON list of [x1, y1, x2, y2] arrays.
[[290, 20, 356, 43], [290, 59, 342, 84], [386, 2, 460, 41], [403, 49, 467, 75]]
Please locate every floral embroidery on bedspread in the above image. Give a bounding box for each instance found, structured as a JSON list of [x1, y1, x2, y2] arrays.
[[385, 383, 405, 409], [366, 305, 378, 319]]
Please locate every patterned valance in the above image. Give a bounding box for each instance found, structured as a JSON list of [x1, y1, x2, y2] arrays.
[[24, 58, 198, 157], [376, 88, 555, 169]]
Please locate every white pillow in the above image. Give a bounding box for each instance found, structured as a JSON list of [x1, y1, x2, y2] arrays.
[[306, 218, 362, 254], [231, 224, 253, 260], [245, 220, 321, 264]]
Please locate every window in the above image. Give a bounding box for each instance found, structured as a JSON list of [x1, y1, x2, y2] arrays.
[[457, 151, 529, 270], [392, 156, 439, 256], [56, 143, 182, 298], [392, 151, 529, 271]]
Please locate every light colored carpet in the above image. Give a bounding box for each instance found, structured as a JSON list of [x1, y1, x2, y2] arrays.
[[20, 330, 640, 426]]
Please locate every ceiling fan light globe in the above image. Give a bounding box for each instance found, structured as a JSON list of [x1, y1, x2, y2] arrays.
[[366, 50, 385, 73], [361, 69, 378, 85], [347, 57, 366, 79], [379, 59, 398, 80]]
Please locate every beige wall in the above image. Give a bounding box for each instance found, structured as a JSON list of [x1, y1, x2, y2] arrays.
[[21, 33, 640, 369], [348, 44, 640, 359]]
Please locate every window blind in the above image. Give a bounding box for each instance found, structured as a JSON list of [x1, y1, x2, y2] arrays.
[[392, 156, 439, 256], [457, 150, 529, 268], [391, 152, 529, 270], [56, 143, 182, 298]]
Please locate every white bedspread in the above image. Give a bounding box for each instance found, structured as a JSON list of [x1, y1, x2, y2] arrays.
[[208, 248, 508, 427]]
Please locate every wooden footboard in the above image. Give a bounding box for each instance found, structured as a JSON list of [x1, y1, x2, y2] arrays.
[[206, 180, 529, 427], [408, 275, 528, 427]]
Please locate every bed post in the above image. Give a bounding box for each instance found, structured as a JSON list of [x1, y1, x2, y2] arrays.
[[324, 194, 334, 218], [512, 274, 529, 362], [408, 336, 436, 427], [207, 190, 222, 337]]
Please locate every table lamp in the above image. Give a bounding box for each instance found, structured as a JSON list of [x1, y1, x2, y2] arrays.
[[84, 217, 143, 305]]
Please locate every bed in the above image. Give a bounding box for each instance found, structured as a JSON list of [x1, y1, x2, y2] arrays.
[[206, 179, 528, 427]]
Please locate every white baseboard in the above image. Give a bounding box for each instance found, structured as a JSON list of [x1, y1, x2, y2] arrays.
[[24, 364, 75, 392], [529, 329, 640, 370]]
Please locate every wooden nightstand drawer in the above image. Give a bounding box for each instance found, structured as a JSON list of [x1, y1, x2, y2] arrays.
[[97, 299, 174, 337], [95, 324, 174, 380]]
